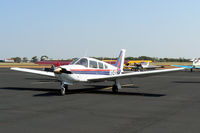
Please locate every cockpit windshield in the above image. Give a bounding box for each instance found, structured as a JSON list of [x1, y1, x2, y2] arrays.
[[75, 58, 88, 67], [70, 58, 79, 65]]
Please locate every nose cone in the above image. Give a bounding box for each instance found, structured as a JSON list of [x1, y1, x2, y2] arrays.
[[53, 67, 72, 74], [54, 67, 62, 74]]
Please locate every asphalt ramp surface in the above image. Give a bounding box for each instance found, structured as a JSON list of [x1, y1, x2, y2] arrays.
[[0, 68, 200, 133]]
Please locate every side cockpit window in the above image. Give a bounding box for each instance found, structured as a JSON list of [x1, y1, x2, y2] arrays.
[[89, 60, 98, 68], [98, 62, 103, 69], [75, 58, 88, 67]]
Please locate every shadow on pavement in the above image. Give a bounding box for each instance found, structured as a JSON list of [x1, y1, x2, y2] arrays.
[[0, 86, 165, 97]]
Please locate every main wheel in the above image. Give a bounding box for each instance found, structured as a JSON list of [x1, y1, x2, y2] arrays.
[[60, 87, 65, 95], [112, 85, 118, 93]]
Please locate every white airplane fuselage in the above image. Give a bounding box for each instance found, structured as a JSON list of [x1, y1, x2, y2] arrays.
[[55, 57, 119, 84]]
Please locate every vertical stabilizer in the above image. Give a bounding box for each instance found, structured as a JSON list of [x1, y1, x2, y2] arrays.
[[147, 61, 150, 66], [193, 58, 200, 67], [114, 49, 126, 74]]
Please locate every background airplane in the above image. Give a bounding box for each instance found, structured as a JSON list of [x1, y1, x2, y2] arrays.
[[172, 58, 200, 72], [11, 49, 184, 95], [124, 61, 161, 71]]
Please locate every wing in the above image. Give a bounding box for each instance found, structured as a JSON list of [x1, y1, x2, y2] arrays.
[[171, 65, 193, 69], [143, 65, 161, 69], [11, 67, 55, 77], [88, 68, 184, 82]]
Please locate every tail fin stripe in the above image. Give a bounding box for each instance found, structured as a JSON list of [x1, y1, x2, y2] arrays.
[[114, 49, 126, 74]]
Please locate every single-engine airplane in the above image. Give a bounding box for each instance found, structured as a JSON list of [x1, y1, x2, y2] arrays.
[[125, 61, 161, 71], [11, 49, 184, 95]]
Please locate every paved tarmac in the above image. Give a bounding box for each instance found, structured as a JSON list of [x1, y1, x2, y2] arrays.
[[0, 68, 200, 133]]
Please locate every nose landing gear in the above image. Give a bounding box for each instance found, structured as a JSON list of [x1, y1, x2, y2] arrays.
[[60, 82, 68, 95]]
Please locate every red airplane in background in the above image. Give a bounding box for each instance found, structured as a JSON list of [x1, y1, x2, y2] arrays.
[[35, 60, 71, 67]]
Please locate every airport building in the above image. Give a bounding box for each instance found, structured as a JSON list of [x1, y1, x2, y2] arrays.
[[4, 58, 14, 63]]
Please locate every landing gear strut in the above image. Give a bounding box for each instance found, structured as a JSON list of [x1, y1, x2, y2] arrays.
[[112, 80, 121, 93], [112, 85, 118, 93], [60, 82, 68, 95]]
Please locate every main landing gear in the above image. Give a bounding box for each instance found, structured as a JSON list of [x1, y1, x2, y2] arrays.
[[112, 80, 121, 93], [60, 82, 68, 96], [59, 81, 121, 95]]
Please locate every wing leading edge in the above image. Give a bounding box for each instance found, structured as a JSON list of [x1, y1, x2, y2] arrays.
[[11, 67, 55, 77], [88, 68, 184, 82]]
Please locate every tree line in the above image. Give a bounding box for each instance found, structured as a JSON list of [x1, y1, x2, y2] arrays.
[[10, 55, 191, 63], [125, 56, 190, 62], [10, 55, 49, 63], [88, 56, 191, 62]]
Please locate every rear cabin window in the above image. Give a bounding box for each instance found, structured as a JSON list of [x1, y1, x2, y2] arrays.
[[98, 62, 103, 69], [89, 61, 98, 68], [75, 58, 88, 67]]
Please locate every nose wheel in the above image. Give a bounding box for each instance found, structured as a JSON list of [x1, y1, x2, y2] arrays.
[[60, 83, 68, 96]]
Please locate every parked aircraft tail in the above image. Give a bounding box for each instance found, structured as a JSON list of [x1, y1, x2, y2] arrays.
[[114, 49, 126, 74], [147, 61, 150, 66], [192, 58, 200, 66]]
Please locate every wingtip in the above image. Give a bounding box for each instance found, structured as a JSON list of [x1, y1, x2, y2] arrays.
[[10, 67, 22, 71]]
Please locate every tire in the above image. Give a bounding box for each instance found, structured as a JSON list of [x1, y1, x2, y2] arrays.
[[112, 85, 118, 93], [60, 85, 68, 96], [60, 88, 65, 96]]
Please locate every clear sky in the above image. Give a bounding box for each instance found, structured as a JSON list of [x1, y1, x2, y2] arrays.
[[0, 0, 200, 59]]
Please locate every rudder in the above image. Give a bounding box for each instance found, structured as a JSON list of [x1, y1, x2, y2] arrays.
[[114, 49, 126, 74]]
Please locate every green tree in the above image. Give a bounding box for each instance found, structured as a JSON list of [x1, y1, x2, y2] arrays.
[[22, 57, 28, 62], [31, 56, 38, 62], [40, 55, 48, 61], [13, 57, 21, 63]]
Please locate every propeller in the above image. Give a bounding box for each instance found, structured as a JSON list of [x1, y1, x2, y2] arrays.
[[54, 67, 72, 74]]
